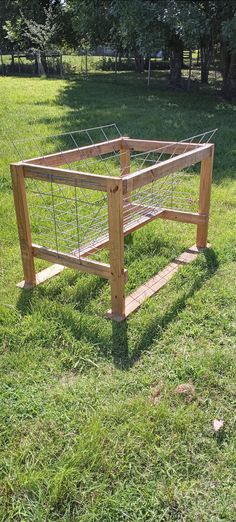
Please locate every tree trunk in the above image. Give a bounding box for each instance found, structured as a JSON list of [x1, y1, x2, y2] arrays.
[[169, 47, 183, 87], [221, 43, 236, 102], [36, 51, 45, 76], [41, 54, 47, 75], [11, 54, 15, 72], [134, 52, 144, 73], [201, 44, 212, 84]]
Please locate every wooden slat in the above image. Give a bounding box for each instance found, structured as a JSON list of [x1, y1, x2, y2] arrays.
[[23, 138, 123, 167], [155, 208, 207, 225], [125, 203, 206, 225], [106, 244, 208, 321], [122, 144, 213, 194], [123, 138, 206, 154], [21, 163, 114, 191], [17, 263, 65, 289], [32, 244, 113, 279], [11, 163, 36, 286]]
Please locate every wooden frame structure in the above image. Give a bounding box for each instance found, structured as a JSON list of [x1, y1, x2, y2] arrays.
[[11, 136, 214, 321]]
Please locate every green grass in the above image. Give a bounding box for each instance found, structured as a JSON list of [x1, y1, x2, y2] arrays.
[[0, 71, 236, 521]]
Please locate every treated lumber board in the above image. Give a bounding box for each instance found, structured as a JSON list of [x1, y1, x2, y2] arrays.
[[122, 144, 213, 194], [23, 138, 123, 167], [196, 149, 214, 248], [123, 138, 205, 154], [158, 208, 207, 224], [22, 163, 114, 191], [17, 263, 64, 288], [11, 163, 36, 286], [125, 203, 206, 225], [107, 178, 126, 320], [32, 244, 113, 279], [106, 244, 209, 320]]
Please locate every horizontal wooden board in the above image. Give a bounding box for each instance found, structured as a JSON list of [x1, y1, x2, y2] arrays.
[[123, 138, 205, 154], [32, 244, 113, 279], [123, 144, 213, 193], [23, 137, 123, 167], [21, 163, 115, 191], [17, 263, 65, 288], [152, 207, 207, 225]]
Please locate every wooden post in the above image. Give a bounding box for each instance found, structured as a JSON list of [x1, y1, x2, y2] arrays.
[[120, 142, 130, 177], [196, 146, 214, 248], [107, 178, 125, 321], [11, 164, 36, 287], [120, 139, 131, 217]]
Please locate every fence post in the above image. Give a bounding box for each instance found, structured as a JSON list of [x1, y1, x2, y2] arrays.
[[107, 178, 125, 320], [147, 57, 151, 87], [196, 145, 214, 248], [11, 164, 36, 287]]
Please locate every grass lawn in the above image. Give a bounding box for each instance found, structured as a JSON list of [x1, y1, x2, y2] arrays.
[[0, 71, 236, 521]]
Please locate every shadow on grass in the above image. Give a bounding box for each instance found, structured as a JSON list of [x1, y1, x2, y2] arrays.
[[16, 247, 219, 369], [35, 71, 236, 183], [111, 247, 219, 369], [16, 287, 35, 315]]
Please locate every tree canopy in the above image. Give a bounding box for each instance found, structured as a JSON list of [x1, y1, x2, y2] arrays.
[[0, 0, 236, 99]]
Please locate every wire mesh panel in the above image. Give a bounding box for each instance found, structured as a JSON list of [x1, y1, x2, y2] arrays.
[[122, 129, 217, 231], [18, 126, 216, 255], [26, 178, 109, 256], [11, 123, 122, 164]]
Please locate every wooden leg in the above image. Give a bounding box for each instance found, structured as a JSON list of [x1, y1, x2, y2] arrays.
[[196, 149, 214, 248], [11, 163, 36, 287], [107, 178, 125, 321], [120, 142, 131, 224]]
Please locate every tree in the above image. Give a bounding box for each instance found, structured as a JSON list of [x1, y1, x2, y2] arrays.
[[109, 0, 162, 73], [2, 0, 63, 52], [219, 2, 236, 101]]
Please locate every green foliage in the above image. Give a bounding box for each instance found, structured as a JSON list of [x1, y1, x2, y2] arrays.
[[222, 15, 236, 51], [3, 18, 25, 49], [23, 6, 59, 52], [1, 0, 65, 52]]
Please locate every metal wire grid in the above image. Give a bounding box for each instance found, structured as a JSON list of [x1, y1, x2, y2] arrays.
[[123, 128, 217, 230], [27, 180, 109, 255], [8, 124, 216, 258], [23, 124, 121, 257]]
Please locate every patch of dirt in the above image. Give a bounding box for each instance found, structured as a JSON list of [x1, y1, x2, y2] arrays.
[[59, 372, 78, 388], [174, 382, 195, 402], [150, 381, 164, 405]]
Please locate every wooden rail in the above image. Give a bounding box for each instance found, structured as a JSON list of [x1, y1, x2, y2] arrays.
[[23, 137, 123, 167], [122, 138, 206, 154], [19, 163, 115, 191], [123, 144, 213, 193]]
